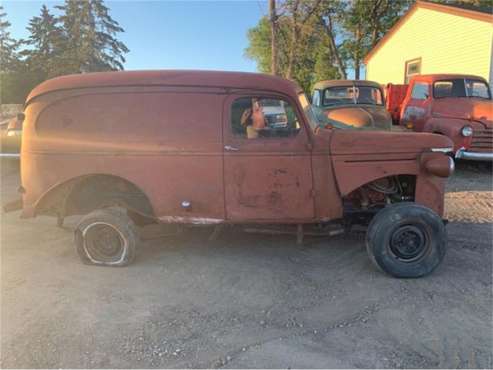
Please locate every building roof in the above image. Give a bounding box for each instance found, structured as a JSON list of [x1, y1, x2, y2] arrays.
[[313, 79, 382, 90], [27, 70, 301, 104], [364, 0, 493, 64]]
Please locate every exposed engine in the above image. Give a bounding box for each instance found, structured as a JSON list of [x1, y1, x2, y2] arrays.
[[343, 175, 416, 224]]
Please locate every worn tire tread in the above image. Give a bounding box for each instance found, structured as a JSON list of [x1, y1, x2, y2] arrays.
[[366, 202, 446, 278], [74, 207, 139, 267]]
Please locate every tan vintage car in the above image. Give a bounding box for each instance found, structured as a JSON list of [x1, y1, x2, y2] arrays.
[[0, 110, 23, 158], [311, 80, 393, 130], [10, 70, 455, 277]]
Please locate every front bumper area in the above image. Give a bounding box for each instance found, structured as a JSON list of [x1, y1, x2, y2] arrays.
[[456, 149, 493, 161]]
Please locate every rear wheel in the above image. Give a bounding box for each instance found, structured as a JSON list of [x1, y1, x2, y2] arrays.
[[366, 203, 446, 278], [74, 207, 139, 266]]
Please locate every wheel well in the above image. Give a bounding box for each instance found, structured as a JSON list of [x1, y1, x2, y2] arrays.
[[342, 175, 416, 225], [36, 174, 155, 219]]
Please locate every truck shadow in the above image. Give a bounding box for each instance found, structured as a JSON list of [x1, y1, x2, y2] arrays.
[[134, 221, 491, 278]]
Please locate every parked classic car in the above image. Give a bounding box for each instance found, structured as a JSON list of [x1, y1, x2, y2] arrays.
[[311, 80, 393, 130], [12, 70, 454, 277], [387, 74, 493, 161], [0, 112, 23, 157]]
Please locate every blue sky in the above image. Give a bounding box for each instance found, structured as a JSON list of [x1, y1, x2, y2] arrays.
[[3, 0, 266, 72]]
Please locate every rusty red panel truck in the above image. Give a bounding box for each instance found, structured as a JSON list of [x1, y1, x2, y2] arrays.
[[387, 74, 493, 161], [10, 70, 455, 277]]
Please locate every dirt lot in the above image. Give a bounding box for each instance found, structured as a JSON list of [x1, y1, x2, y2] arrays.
[[1, 160, 492, 368]]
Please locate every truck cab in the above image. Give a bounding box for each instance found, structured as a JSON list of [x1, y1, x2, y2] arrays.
[[391, 74, 493, 161]]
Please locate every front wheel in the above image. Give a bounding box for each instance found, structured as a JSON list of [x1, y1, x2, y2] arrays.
[[74, 207, 139, 266], [366, 203, 447, 278]]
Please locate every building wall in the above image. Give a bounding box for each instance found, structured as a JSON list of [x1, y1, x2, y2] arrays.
[[365, 6, 493, 85]]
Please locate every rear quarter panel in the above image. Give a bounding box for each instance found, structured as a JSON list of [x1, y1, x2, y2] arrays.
[[21, 87, 226, 222]]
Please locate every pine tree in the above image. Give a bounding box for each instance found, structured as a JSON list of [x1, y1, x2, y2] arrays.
[[55, 0, 129, 74], [0, 5, 19, 72], [23, 5, 62, 77]]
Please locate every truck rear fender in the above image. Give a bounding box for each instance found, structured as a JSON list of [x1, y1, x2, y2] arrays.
[[31, 174, 155, 219]]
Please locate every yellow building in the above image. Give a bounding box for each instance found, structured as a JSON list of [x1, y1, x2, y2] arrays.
[[364, 1, 493, 85]]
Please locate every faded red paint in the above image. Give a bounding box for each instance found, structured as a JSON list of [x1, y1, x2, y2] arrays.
[[388, 74, 493, 160], [20, 70, 453, 224]]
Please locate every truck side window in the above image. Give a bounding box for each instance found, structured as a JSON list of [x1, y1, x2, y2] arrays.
[[231, 97, 301, 139], [410, 82, 429, 100]]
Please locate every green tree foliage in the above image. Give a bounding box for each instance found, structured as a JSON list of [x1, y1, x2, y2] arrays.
[[245, 14, 340, 92], [246, 0, 412, 88], [432, 0, 493, 12], [22, 5, 62, 79], [340, 0, 412, 79], [0, 0, 128, 103], [55, 0, 129, 74], [0, 5, 19, 72]]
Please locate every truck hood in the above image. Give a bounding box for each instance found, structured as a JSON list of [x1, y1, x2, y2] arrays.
[[330, 130, 453, 155], [431, 98, 493, 127], [323, 105, 391, 130]]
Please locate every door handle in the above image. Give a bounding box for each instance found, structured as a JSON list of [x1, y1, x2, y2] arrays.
[[224, 145, 239, 151]]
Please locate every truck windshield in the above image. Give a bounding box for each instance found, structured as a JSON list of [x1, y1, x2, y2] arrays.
[[433, 79, 491, 99], [298, 93, 354, 130], [322, 86, 383, 106]]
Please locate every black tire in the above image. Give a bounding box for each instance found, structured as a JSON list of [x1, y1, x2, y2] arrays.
[[366, 203, 446, 278], [74, 207, 139, 266]]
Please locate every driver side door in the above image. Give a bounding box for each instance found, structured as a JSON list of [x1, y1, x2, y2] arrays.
[[222, 93, 315, 221]]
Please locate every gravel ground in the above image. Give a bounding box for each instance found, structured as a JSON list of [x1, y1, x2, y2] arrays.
[[1, 159, 492, 368]]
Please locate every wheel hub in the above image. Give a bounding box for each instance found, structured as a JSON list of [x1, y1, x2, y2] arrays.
[[390, 225, 428, 262], [83, 223, 126, 263]]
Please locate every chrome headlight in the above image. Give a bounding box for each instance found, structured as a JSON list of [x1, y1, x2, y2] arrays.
[[461, 126, 473, 137]]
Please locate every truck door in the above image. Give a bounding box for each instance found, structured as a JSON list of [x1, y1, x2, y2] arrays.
[[401, 81, 431, 131], [222, 93, 315, 221]]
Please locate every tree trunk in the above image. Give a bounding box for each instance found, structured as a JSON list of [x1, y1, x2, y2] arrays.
[[269, 0, 278, 75], [286, 0, 299, 80], [323, 13, 347, 79], [286, 25, 297, 80], [354, 25, 361, 80], [286, 0, 321, 80]]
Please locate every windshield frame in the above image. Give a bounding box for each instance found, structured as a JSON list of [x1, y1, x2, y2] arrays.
[[433, 78, 492, 100], [321, 85, 384, 107]]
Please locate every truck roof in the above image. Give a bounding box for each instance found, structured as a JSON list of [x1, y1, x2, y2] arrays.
[[26, 70, 302, 104], [410, 74, 488, 82], [313, 80, 382, 90]]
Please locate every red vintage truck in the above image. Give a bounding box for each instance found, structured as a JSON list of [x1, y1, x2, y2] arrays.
[[8, 70, 456, 277], [386, 74, 493, 161]]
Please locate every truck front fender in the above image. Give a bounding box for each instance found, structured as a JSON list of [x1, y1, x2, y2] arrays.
[[332, 156, 418, 197], [332, 154, 446, 216], [423, 117, 471, 151]]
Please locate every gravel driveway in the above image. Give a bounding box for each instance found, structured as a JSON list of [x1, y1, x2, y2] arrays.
[[1, 160, 492, 368]]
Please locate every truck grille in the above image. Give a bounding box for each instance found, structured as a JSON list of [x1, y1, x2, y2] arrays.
[[470, 128, 493, 152]]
